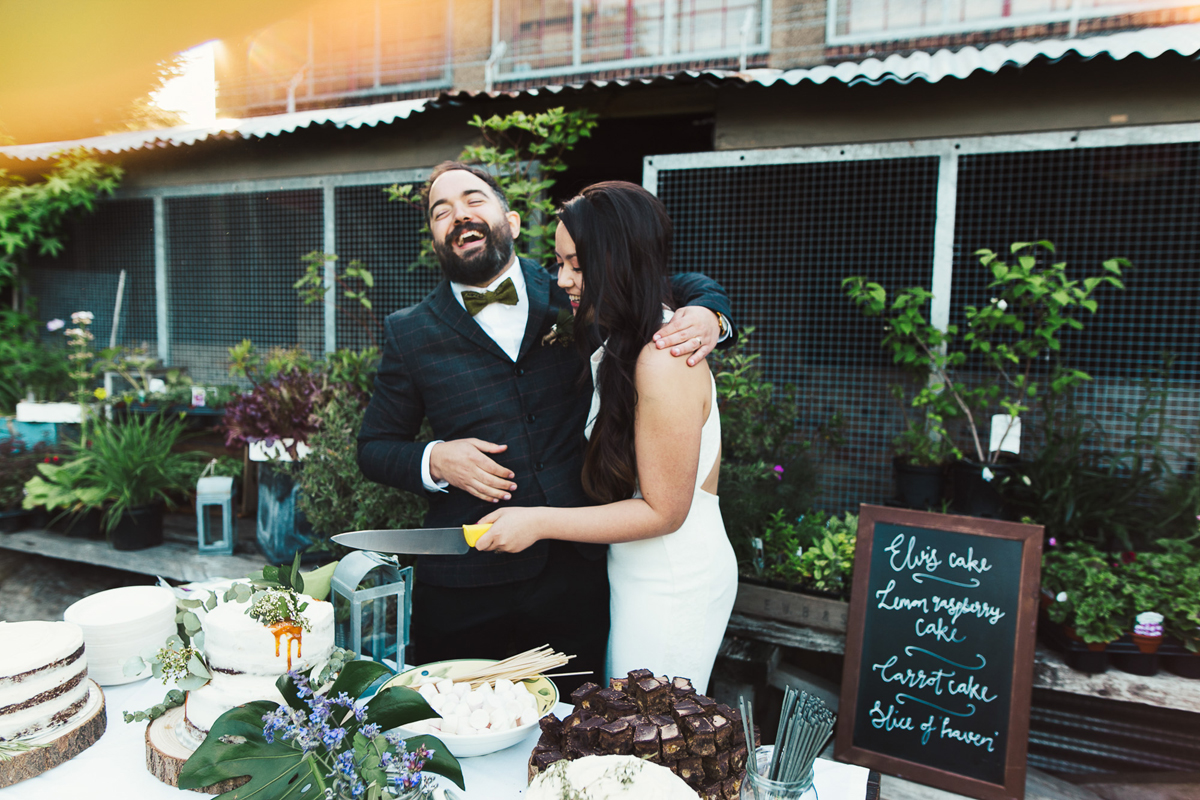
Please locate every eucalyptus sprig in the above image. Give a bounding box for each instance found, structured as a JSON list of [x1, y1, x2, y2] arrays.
[[248, 589, 311, 631]]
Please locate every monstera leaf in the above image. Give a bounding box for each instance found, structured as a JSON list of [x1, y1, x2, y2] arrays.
[[179, 663, 464, 798], [177, 700, 318, 799]]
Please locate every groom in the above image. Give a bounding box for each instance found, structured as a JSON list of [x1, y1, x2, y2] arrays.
[[357, 162, 734, 691]]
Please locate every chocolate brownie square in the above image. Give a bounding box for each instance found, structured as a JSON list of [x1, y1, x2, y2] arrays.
[[627, 668, 654, 684], [671, 699, 704, 726], [567, 716, 606, 751], [722, 773, 744, 799], [659, 721, 686, 760], [730, 743, 748, 772], [632, 722, 661, 759], [693, 694, 718, 715], [677, 756, 705, 787], [702, 750, 730, 781], [609, 677, 629, 693], [597, 718, 633, 755], [531, 747, 564, 773], [699, 781, 723, 799], [711, 713, 732, 750], [671, 676, 695, 699], [634, 677, 670, 715], [606, 697, 638, 720], [684, 715, 717, 757], [570, 682, 601, 709]]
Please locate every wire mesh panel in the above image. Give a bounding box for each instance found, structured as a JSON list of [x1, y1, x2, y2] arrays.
[[165, 190, 324, 383], [953, 143, 1200, 469], [27, 199, 156, 353], [334, 183, 440, 351], [658, 157, 941, 511]]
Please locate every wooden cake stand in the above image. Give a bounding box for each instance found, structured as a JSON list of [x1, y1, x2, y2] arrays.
[[146, 705, 249, 794], [0, 679, 106, 788]]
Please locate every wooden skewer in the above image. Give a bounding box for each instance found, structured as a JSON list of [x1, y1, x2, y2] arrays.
[[451, 645, 575, 688]]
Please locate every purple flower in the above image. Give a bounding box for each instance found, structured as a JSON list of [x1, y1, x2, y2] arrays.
[[361, 723, 381, 739], [772, 465, 784, 481], [46, 318, 65, 332], [1048, 537, 1057, 547]]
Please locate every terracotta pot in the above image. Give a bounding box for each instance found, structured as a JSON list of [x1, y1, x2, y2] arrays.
[[1064, 625, 1083, 641], [1086, 641, 1109, 653], [1131, 634, 1163, 655]]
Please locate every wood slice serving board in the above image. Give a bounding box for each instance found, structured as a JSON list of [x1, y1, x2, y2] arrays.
[[146, 705, 249, 794], [0, 680, 106, 788]]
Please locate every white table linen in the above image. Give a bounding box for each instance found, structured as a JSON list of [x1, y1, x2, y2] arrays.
[[4, 677, 869, 800]]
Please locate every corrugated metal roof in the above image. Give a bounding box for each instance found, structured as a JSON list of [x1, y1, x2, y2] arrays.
[[0, 97, 429, 162], [2, 24, 1196, 162], [753, 21, 1200, 87]]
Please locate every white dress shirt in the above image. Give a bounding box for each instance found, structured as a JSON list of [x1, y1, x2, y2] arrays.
[[421, 258, 528, 492]]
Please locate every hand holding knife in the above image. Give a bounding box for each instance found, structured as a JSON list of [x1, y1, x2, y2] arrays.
[[332, 524, 492, 555]]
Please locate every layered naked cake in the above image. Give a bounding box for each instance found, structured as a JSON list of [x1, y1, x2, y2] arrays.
[[0, 621, 90, 741], [181, 591, 334, 747], [528, 754, 698, 799]]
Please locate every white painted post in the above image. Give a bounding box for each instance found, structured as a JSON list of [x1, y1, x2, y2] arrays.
[[153, 196, 170, 365], [929, 149, 957, 335], [324, 185, 337, 355]]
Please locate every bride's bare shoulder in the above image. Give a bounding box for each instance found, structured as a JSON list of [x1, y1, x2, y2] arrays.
[[635, 339, 710, 392]]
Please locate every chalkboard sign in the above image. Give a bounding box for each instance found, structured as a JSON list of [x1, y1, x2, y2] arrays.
[[835, 505, 1043, 800]]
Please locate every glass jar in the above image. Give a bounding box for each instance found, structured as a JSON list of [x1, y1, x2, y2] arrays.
[[740, 745, 818, 800]]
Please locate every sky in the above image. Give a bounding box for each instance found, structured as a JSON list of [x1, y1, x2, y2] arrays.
[[152, 41, 219, 126]]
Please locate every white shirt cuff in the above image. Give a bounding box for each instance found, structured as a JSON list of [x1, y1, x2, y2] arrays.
[[421, 440, 449, 493]]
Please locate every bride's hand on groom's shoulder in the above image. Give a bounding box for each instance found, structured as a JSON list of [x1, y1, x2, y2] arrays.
[[472, 507, 549, 553]]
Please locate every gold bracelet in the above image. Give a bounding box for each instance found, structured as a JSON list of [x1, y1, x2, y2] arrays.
[[715, 312, 729, 339]]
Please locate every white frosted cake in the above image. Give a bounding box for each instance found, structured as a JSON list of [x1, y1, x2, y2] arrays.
[[182, 592, 334, 747], [0, 621, 90, 740], [528, 755, 698, 800]]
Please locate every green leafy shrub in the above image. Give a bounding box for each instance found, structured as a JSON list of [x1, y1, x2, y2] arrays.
[[284, 386, 428, 544], [25, 413, 206, 533], [387, 107, 599, 269], [710, 329, 838, 558], [845, 241, 1127, 464], [753, 509, 858, 599]]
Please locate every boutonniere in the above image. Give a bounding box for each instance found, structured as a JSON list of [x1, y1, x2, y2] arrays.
[[542, 308, 575, 347]]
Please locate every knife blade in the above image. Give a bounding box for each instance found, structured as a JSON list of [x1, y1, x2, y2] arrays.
[[332, 525, 491, 555]]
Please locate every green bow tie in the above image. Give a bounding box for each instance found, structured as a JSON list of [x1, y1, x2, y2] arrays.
[[461, 277, 519, 316]]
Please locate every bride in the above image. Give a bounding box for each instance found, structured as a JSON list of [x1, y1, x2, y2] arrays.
[[474, 181, 738, 693]]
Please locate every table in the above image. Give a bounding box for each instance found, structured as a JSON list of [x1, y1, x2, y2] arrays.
[[6, 676, 872, 799]]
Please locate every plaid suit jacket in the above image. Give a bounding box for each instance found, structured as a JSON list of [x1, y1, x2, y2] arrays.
[[357, 257, 733, 588]]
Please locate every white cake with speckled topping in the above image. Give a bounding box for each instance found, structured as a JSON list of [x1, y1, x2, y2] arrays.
[[528, 755, 698, 799], [0, 621, 90, 740], [181, 593, 333, 748]]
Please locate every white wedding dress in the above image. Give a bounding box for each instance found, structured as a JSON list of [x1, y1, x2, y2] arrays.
[[585, 311, 739, 695]]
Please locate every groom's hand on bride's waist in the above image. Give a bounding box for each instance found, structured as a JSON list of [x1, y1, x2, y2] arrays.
[[429, 439, 518, 503]]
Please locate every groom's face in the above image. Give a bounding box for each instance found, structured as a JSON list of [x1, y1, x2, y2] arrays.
[[428, 170, 521, 287]]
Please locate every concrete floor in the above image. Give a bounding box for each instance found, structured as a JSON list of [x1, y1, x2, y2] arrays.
[[0, 550, 156, 623]]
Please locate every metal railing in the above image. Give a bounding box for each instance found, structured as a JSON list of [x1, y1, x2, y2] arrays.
[[826, 0, 1197, 46]]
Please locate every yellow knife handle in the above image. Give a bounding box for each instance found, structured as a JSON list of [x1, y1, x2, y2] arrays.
[[462, 524, 492, 548]]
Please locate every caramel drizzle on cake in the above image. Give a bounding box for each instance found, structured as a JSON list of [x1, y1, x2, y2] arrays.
[[271, 623, 304, 671]]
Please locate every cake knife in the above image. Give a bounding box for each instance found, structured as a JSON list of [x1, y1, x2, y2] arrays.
[[331, 524, 491, 555]]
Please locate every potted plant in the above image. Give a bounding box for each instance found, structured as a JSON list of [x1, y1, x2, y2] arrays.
[[1040, 542, 1124, 672], [889, 383, 957, 510], [734, 509, 858, 632], [0, 438, 57, 532], [844, 242, 1128, 518], [21, 448, 107, 537], [283, 384, 427, 557]]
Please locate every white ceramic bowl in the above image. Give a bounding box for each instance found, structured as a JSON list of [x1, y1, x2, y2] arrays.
[[64, 586, 177, 686], [381, 659, 558, 758]]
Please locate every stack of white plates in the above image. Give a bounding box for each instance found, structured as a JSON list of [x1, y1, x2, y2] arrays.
[[63, 586, 177, 686]]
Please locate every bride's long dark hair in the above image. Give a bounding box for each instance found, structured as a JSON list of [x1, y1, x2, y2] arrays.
[[558, 181, 674, 503]]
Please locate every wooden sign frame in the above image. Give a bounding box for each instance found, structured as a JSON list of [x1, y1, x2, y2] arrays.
[[835, 504, 1043, 800]]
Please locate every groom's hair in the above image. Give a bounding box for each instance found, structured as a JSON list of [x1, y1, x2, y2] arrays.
[[421, 162, 510, 218]]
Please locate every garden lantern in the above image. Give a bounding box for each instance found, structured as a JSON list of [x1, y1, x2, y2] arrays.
[[195, 475, 236, 555], [330, 551, 412, 668]]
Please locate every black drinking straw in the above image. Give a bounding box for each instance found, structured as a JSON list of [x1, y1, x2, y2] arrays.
[[765, 688, 837, 786]]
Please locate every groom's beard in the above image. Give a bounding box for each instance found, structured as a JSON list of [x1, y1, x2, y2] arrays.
[[433, 220, 516, 286]]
